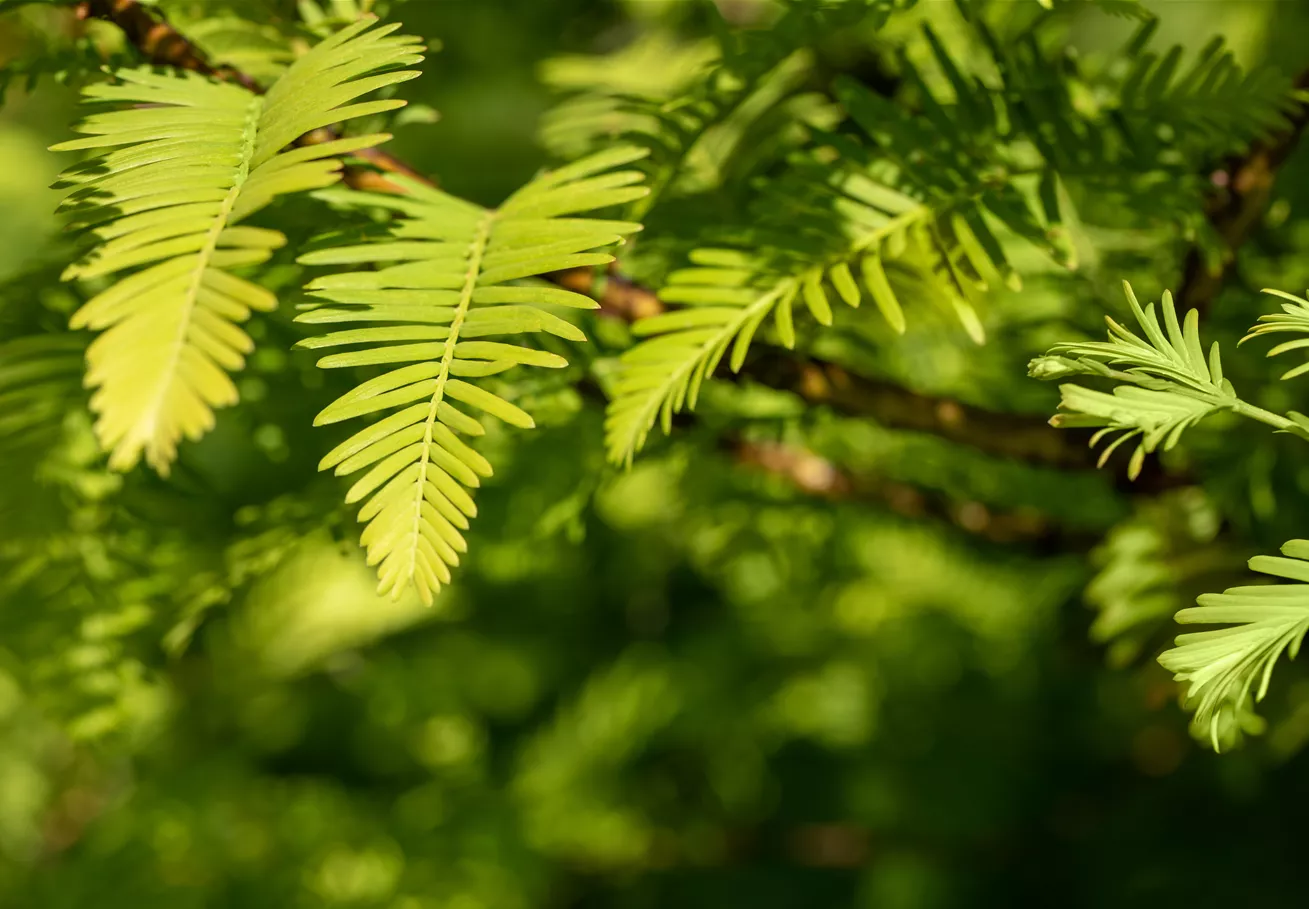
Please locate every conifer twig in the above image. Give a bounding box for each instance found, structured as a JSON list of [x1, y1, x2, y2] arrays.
[[68, 0, 1167, 490]]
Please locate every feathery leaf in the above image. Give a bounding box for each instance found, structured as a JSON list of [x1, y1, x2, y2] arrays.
[[297, 147, 648, 604], [1242, 288, 1309, 381], [1031, 282, 1238, 478], [50, 17, 424, 474], [1159, 540, 1309, 751]]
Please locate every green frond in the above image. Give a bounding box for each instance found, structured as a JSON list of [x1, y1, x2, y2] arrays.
[[603, 105, 1062, 467], [1243, 288, 1309, 381], [600, 185, 1003, 467], [539, 31, 718, 109], [50, 17, 424, 474], [1159, 539, 1309, 751], [1038, 283, 1232, 396], [296, 146, 649, 604], [1031, 282, 1239, 477], [912, 11, 1292, 185], [604, 248, 805, 467]]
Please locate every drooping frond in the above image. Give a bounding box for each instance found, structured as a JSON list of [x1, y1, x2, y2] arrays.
[[50, 17, 423, 474], [603, 105, 1059, 466], [1242, 288, 1309, 380], [1030, 282, 1239, 478], [1158, 540, 1309, 751], [296, 147, 649, 604]]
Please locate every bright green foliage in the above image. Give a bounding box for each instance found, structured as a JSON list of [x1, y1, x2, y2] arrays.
[[1031, 282, 1241, 479], [605, 248, 810, 466], [51, 18, 423, 473], [1159, 540, 1309, 750], [601, 4, 1299, 466], [7, 1, 1309, 903], [297, 147, 648, 603], [1034, 281, 1309, 741], [1243, 288, 1309, 380]]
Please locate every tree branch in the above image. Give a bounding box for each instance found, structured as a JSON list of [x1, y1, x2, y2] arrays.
[[742, 353, 1093, 470], [76, 0, 260, 90], [728, 437, 1100, 551]]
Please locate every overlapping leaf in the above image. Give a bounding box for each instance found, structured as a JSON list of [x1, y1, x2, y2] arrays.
[[51, 17, 423, 473], [297, 147, 649, 603], [1107, 21, 1298, 155]]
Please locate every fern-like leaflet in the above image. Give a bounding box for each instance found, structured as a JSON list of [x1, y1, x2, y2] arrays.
[[1242, 288, 1309, 380], [1158, 540, 1309, 750], [1029, 282, 1249, 478], [602, 81, 1059, 467], [296, 147, 649, 604], [50, 18, 423, 473]]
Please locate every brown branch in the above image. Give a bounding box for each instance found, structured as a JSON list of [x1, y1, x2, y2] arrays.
[[77, 0, 259, 90], [1177, 68, 1309, 313], [743, 353, 1094, 470], [549, 265, 666, 321], [729, 437, 1100, 551], [739, 352, 1185, 495]]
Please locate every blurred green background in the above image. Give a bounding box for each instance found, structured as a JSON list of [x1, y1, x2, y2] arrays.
[[4, 1, 1309, 907]]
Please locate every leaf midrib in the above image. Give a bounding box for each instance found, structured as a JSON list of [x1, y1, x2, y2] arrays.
[[138, 93, 263, 469], [403, 212, 495, 589]]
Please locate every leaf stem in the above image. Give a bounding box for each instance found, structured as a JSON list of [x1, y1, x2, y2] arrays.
[[1232, 399, 1296, 432]]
